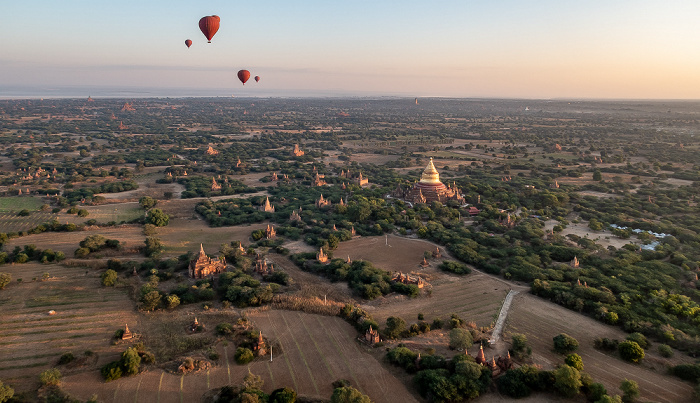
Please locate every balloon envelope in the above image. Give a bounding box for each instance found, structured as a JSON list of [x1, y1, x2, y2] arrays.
[[185, 39, 192, 48], [238, 70, 251, 85], [254, 76, 260, 83], [199, 15, 220, 43]]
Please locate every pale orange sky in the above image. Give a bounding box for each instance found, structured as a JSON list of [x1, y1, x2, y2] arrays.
[[1, 1, 699, 98]]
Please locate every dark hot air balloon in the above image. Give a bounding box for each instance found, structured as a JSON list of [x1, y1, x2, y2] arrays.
[[254, 76, 260, 83], [199, 15, 220, 43], [238, 70, 251, 85], [185, 39, 192, 48]]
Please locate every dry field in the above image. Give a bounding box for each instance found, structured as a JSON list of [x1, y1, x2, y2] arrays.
[[348, 153, 400, 165], [0, 263, 139, 393], [57, 203, 144, 224], [3, 225, 145, 256], [62, 310, 419, 403], [156, 218, 271, 258], [334, 235, 513, 327], [505, 293, 694, 402], [366, 271, 512, 329]]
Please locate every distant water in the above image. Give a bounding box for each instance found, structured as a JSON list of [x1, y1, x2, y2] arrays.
[[0, 85, 408, 99]]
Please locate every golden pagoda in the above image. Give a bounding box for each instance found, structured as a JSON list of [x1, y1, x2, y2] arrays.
[[403, 158, 464, 204]]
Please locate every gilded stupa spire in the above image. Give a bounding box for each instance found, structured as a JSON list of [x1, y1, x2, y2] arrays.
[[419, 158, 441, 185]]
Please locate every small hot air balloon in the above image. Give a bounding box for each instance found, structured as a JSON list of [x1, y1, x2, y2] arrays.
[[185, 39, 192, 48], [238, 70, 251, 85], [199, 15, 220, 43], [254, 76, 260, 83]]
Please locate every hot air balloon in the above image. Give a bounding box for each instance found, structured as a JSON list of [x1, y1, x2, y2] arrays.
[[199, 15, 220, 43], [185, 39, 192, 48], [254, 76, 260, 83], [238, 70, 251, 85]]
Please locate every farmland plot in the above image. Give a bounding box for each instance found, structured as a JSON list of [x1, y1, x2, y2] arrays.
[[505, 293, 694, 402], [62, 310, 419, 403], [0, 263, 139, 392]]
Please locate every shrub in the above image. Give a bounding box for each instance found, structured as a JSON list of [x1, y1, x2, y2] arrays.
[[39, 368, 62, 386], [625, 333, 649, 349], [101, 269, 118, 286], [671, 364, 700, 382], [553, 333, 579, 354], [216, 323, 234, 335], [658, 344, 673, 358], [101, 361, 122, 382], [564, 353, 583, 371], [165, 294, 180, 309], [74, 247, 90, 258], [594, 337, 619, 351], [58, 352, 75, 365], [0, 273, 11, 290], [618, 341, 644, 363], [331, 386, 371, 403], [0, 379, 14, 402], [235, 347, 254, 365], [269, 387, 297, 403], [621, 379, 639, 403]]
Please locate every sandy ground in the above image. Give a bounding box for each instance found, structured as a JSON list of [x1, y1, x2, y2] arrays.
[[543, 219, 641, 250]]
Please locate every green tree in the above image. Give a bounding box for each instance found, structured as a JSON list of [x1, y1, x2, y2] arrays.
[[80, 234, 106, 251], [39, 368, 62, 386], [140, 290, 161, 311], [588, 382, 607, 402], [101, 269, 118, 287], [0, 379, 14, 403], [120, 347, 141, 376], [270, 387, 297, 403], [553, 365, 582, 398], [449, 328, 473, 351], [618, 341, 644, 363], [510, 333, 531, 359], [565, 353, 583, 371], [384, 316, 407, 339], [139, 196, 157, 210], [620, 379, 639, 403], [235, 347, 254, 365], [625, 333, 648, 349], [146, 208, 169, 227], [166, 294, 180, 309], [593, 170, 602, 181], [553, 333, 579, 354], [658, 344, 673, 358], [144, 237, 164, 257], [0, 273, 11, 290], [330, 386, 372, 403]]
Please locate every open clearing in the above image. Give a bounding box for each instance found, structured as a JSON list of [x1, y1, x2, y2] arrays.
[[62, 310, 419, 403], [0, 263, 139, 393], [3, 225, 145, 256], [505, 293, 694, 402], [335, 235, 513, 327]]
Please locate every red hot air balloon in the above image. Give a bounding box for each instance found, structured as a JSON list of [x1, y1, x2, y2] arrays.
[[185, 39, 192, 48], [199, 15, 220, 43], [238, 70, 251, 85], [254, 76, 260, 83]]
